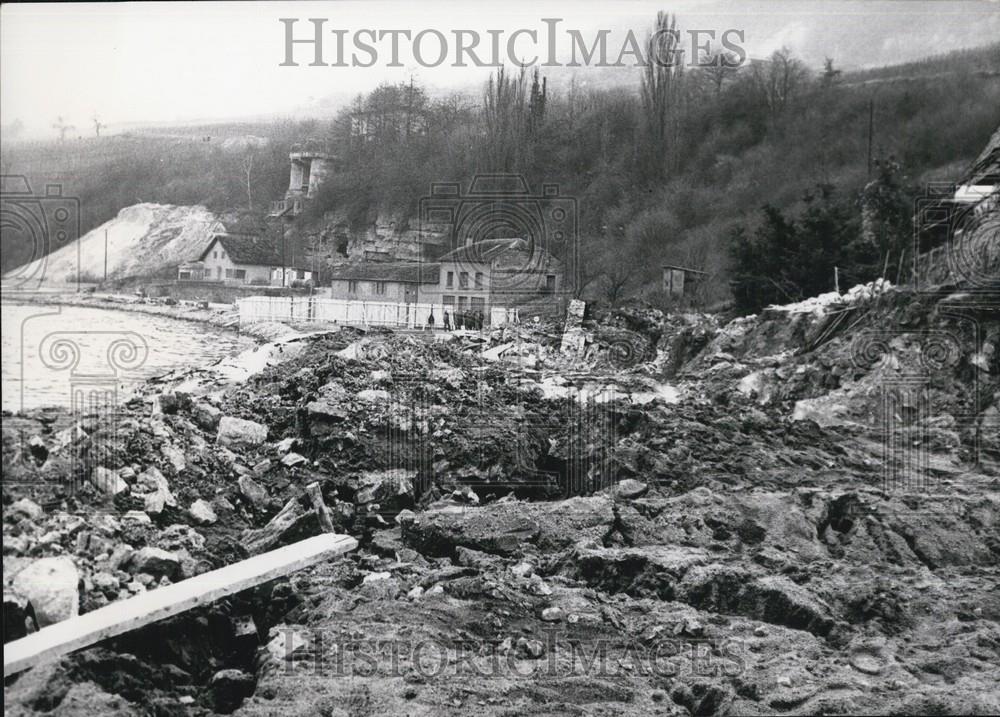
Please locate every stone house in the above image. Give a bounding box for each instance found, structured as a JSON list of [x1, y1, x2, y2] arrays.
[[327, 262, 441, 303], [436, 238, 564, 318]]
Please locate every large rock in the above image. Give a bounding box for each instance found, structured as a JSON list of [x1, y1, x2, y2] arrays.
[[353, 469, 415, 506], [402, 503, 540, 557], [191, 401, 222, 431], [217, 416, 268, 447], [127, 547, 181, 580], [90, 466, 128, 496], [208, 669, 255, 712], [189, 499, 218, 525], [533, 496, 615, 551], [11, 556, 79, 627], [135, 467, 177, 515], [238, 475, 270, 510], [10, 498, 44, 521], [561, 545, 710, 600]]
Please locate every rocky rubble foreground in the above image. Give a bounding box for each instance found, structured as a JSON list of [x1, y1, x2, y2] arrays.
[[3, 285, 998, 716]]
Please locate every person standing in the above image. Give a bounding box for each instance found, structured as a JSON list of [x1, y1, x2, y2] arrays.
[[427, 311, 435, 331], [443, 310, 451, 331]]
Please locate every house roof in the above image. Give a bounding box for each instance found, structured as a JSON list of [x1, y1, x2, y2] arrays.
[[662, 264, 708, 275], [328, 262, 441, 284], [439, 237, 559, 266], [199, 234, 282, 266]]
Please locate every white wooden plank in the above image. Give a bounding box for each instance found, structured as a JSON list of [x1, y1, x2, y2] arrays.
[[4, 532, 357, 677]]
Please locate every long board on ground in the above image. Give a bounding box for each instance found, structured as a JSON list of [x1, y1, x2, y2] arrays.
[[4, 532, 358, 677]]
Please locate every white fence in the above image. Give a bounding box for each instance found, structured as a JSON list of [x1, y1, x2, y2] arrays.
[[237, 296, 520, 329]]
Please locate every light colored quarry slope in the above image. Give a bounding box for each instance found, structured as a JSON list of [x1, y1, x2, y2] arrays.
[[7, 203, 221, 284]]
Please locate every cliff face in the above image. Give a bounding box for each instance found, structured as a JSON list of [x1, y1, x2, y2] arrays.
[[5, 203, 221, 286]]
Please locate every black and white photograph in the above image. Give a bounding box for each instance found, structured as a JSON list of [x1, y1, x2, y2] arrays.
[[1, 1, 998, 714]]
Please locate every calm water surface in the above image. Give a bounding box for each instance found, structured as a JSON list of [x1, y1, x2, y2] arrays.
[[1, 303, 253, 412]]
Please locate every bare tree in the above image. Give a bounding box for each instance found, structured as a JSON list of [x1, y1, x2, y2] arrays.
[[482, 65, 530, 171], [702, 51, 742, 96], [640, 12, 686, 179], [753, 47, 809, 116], [52, 116, 75, 141]]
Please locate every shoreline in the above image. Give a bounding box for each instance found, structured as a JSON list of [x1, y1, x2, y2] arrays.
[[0, 289, 242, 332], [0, 292, 297, 418], [0, 289, 305, 343]]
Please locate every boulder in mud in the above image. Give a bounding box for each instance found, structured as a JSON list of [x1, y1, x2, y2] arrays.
[[90, 466, 128, 496], [127, 547, 181, 580], [9, 498, 44, 521], [610, 479, 649, 499], [189, 499, 217, 525], [353, 469, 415, 506], [191, 401, 222, 431], [208, 669, 255, 713], [217, 416, 268, 447], [237, 475, 270, 511], [403, 502, 540, 557], [135, 467, 177, 514], [11, 556, 80, 627], [533, 496, 615, 551]]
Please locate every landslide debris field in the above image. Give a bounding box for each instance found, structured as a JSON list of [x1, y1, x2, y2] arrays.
[[3, 287, 998, 716]]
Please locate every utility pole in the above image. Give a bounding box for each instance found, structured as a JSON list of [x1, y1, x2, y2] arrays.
[[104, 228, 108, 282], [281, 224, 287, 287], [834, 266, 840, 294]]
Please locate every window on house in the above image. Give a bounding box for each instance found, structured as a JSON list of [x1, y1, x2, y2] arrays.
[[459, 272, 469, 288], [446, 271, 454, 288], [474, 272, 483, 288], [442, 295, 455, 306], [374, 281, 387, 295], [213, 251, 217, 259], [234, 269, 246, 280], [348, 280, 358, 293], [297, 269, 306, 280], [471, 297, 485, 312], [545, 275, 556, 293], [458, 296, 468, 310], [225, 269, 234, 279]]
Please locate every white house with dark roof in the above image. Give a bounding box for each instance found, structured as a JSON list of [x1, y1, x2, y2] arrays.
[[179, 234, 313, 286]]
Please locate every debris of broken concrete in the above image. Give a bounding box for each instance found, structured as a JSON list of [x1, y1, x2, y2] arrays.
[[2, 284, 997, 715]]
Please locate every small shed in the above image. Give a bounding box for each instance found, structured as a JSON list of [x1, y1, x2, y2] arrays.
[[662, 264, 707, 297]]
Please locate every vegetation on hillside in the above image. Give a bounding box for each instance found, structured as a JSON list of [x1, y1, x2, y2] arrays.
[[2, 19, 997, 311]]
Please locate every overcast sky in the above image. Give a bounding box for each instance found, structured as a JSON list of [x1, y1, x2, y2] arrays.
[[2, 0, 998, 138]]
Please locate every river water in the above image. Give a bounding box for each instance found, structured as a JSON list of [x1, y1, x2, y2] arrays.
[[1, 303, 254, 412]]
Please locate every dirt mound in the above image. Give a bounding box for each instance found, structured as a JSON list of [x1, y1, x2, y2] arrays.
[[5, 203, 219, 285]]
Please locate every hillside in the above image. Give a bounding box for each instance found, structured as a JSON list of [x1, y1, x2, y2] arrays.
[[2, 42, 998, 301]]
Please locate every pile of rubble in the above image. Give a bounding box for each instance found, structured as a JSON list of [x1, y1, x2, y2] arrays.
[[3, 288, 998, 715]]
